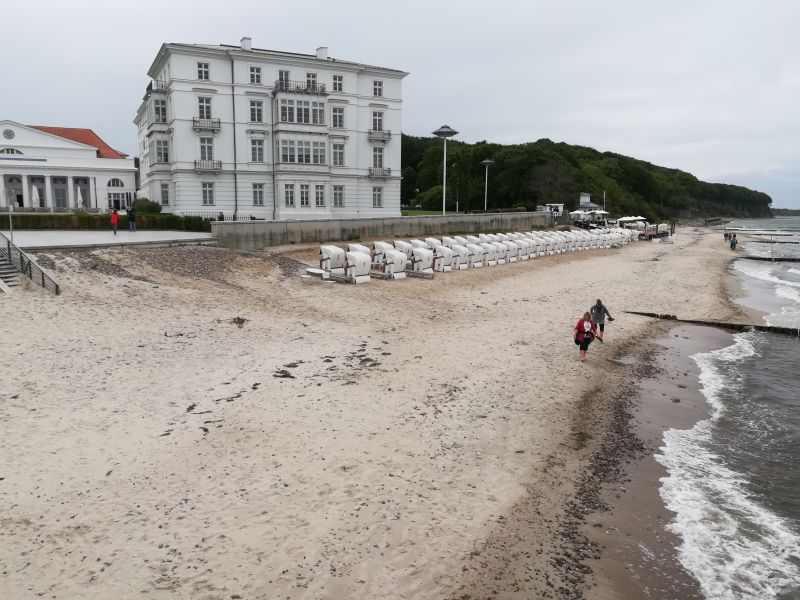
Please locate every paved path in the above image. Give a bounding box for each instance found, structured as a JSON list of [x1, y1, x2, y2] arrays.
[[5, 230, 215, 251]]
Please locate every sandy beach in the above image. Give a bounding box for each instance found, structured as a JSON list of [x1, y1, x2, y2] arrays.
[[0, 228, 743, 599]]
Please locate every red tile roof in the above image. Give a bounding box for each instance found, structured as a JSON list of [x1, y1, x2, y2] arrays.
[[29, 126, 128, 159]]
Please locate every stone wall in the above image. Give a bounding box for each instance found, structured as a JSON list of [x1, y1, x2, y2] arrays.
[[211, 212, 555, 251]]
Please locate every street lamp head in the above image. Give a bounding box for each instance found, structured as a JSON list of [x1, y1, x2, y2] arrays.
[[432, 124, 458, 138], [481, 158, 494, 167]]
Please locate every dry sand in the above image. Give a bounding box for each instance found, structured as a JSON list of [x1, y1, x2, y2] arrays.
[[0, 229, 741, 599]]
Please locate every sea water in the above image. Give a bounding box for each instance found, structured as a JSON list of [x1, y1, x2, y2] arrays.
[[655, 218, 800, 600]]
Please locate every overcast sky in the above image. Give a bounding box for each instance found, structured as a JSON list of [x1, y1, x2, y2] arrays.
[[3, 0, 798, 207]]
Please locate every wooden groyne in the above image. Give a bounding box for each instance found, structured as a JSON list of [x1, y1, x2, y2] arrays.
[[624, 311, 800, 337], [737, 256, 800, 262]]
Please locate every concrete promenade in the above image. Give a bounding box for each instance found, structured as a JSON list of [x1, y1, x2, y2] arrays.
[[5, 230, 216, 251]]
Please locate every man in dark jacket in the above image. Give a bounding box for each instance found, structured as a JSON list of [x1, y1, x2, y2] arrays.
[[589, 299, 614, 342], [128, 206, 137, 232]]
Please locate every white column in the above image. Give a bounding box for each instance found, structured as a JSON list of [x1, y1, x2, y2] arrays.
[[21, 174, 30, 207], [67, 176, 75, 209], [44, 176, 54, 211], [90, 177, 97, 210]]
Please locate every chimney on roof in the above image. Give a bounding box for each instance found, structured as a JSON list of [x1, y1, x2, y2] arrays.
[[241, 37, 252, 51], [316, 46, 328, 60]]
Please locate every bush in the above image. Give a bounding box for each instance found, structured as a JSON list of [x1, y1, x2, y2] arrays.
[[132, 197, 162, 214], [0, 213, 211, 232]]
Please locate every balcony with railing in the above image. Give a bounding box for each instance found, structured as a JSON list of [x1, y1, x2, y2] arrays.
[[368, 167, 392, 178], [146, 80, 169, 94], [194, 160, 222, 171], [274, 80, 328, 95], [192, 117, 221, 131], [367, 129, 392, 142]]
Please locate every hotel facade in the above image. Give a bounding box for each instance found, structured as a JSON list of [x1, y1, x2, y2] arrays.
[[134, 38, 408, 220], [0, 121, 136, 212]]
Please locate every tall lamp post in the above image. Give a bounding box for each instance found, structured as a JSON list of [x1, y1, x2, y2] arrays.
[[432, 125, 458, 215], [481, 158, 494, 212]]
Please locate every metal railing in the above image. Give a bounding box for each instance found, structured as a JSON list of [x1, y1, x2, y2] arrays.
[[194, 160, 222, 171], [368, 167, 392, 177], [273, 79, 328, 94], [179, 211, 261, 221], [192, 117, 221, 130], [0, 232, 61, 294]]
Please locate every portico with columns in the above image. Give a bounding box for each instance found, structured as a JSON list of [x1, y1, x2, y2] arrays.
[[0, 121, 135, 212]]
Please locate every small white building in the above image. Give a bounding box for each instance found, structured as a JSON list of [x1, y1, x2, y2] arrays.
[[0, 121, 137, 211], [134, 38, 408, 220]]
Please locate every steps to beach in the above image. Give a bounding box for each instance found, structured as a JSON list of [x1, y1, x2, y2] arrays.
[[0, 258, 20, 288]]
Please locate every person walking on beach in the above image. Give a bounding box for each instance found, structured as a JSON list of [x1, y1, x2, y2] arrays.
[[128, 205, 137, 232], [573, 311, 597, 362], [110, 209, 119, 235], [730, 233, 738, 251], [590, 299, 614, 342]]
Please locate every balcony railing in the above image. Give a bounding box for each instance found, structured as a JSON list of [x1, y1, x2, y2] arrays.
[[192, 117, 221, 131], [146, 80, 168, 94], [274, 79, 328, 95], [367, 129, 392, 141], [368, 167, 392, 178], [194, 160, 222, 171]]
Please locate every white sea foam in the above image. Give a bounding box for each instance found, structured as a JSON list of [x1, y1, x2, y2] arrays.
[[655, 333, 800, 599], [789, 268, 800, 277], [733, 260, 800, 289]]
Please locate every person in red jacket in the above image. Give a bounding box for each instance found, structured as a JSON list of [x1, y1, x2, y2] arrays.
[[110, 209, 119, 235], [573, 311, 598, 362]]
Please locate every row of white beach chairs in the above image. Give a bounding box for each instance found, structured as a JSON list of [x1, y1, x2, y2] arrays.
[[310, 229, 638, 283]]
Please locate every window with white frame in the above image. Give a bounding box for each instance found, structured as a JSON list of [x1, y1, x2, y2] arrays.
[[280, 140, 296, 163], [155, 140, 169, 163], [197, 62, 210, 80], [54, 188, 67, 208], [372, 111, 383, 131], [280, 99, 294, 122], [300, 184, 310, 207], [249, 100, 263, 122], [284, 184, 295, 207], [332, 74, 343, 92], [154, 99, 167, 123], [332, 106, 344, 128], [315, 185, 325, 207], [296, 100, 310, 124], [200, 137, 214, 161], [312, 141, 326, 165], [250, 66, 261, 84], [278, 70, 290, 88], [297, 141, 311, 164], [160, 182, 169, 205], [372, 146, 384, 168], [332, 143, 344, 167], [306, 72, 317, 89], [373, 80, 383, 97], [251, 138, 264, 162], [202, 182, 214, 205], [372, 186, 383, 208], [198, 97, 212, 119], [108, 178, 124, 187], [333, 185, 344, 207], [311, 101, 325, 125], [253, 183, 264, 206]]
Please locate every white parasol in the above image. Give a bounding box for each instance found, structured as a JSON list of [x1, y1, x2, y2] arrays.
[[76, 186, 85, 209], [31, 185, 41, 208]]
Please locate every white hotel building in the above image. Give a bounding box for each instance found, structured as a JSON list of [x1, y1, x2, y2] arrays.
[[134, 38, 408, 220]]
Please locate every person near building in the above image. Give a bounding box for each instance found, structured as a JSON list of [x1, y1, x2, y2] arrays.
[[589, 299, 614, 342], [110, 209, 119, 235], [573, 311, 598, 362], [128, 206, 137, 232]]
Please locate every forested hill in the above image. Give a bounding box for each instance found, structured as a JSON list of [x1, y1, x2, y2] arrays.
[[401, 135, 773, 219]]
